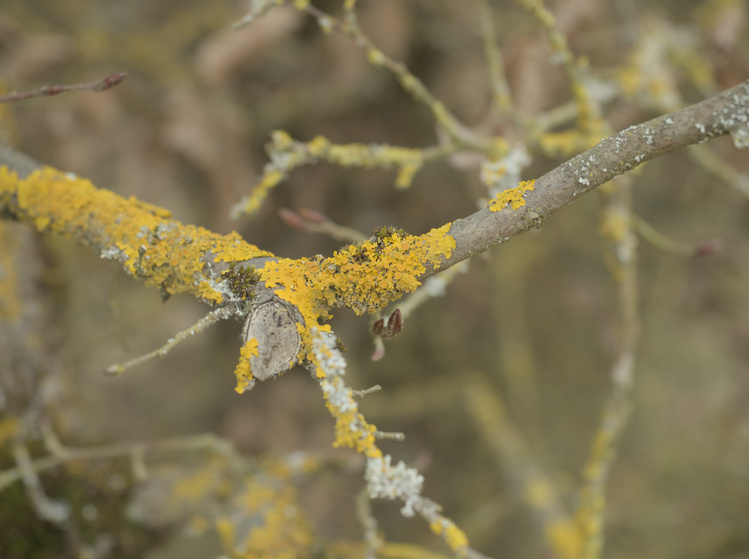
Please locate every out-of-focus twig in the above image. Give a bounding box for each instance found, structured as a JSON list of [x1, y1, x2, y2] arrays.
[[310, 329, 489, 559], [577, 175, 639, 559], [104, 305, 245, 376], [12, 444, 71, 524], [687, 144, 749, 199], [279, 207, 367, 243], [633, 214, 722, 257], [0, 73, 127, 103], [356, 488, 383, 559], [303, 3, 478, 149], [0, 431, 242, 493], [475, 0, 513, 115]]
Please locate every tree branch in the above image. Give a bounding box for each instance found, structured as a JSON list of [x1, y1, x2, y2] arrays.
[[1, 79, 747, 382], [435, 78, 749, 277]]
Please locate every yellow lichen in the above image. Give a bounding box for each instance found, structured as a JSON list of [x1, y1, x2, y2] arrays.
[[0, 166, 273, 304], [367, 48, 386, 66], [0, 222, 22, 321], [262, 225, 453, 371], [329, 405, 381, 458], [0, 416, 19, 448], [525, 477, 555, 507], [429, 518, 469, 553], [214, 516, 236, 551], [173, 461, 229, 503], [234, 133, 429, 218], [546, 518, 584, 559], [234, 338, 260, 393], [228, 476, 315, 558], [489, 179, 536, 212], [261, 224, 454, 329], [239, 168, 286, 216]]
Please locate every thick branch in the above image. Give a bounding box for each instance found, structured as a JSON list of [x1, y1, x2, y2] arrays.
[[2, 80, 747, 288], [430, 78, 749, 277], [1, 80, 747, 382]]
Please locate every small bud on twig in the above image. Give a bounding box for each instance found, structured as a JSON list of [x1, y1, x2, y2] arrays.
[[372, 308, 403, 339], [0, 72, 128, 103]]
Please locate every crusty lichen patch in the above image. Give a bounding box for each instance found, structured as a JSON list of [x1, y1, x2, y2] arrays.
[[234, 338, 259, 393], [489, 179, 536, 212], [0, 166, 273, 303], [258, 224, 455, 374], [0, 165, 456, 386]]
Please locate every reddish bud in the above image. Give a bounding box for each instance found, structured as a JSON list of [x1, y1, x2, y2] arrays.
[[693, 239, 722, 258], [373, 309, 403, 339], [96, 72, 127, 91], [298, 208, 327, 223], [278, 208, 305, 230], [371, 344, 385, 362], [386, 308, 403, 336]]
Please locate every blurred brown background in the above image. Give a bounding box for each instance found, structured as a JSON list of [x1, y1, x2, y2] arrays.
[[1, 0, 748, 557]]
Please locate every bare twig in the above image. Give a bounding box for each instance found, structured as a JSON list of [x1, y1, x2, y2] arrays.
[[279, 207, 367, 243], [0, 432, 241, 493], [576, 175, 638, 558], [104, 305, 245, 376], [633, 214, 721, 257], [0, 73, 127, 103], [439, 79, 749, 277]]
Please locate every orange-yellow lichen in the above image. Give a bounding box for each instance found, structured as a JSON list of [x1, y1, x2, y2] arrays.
[[546, 518, 584, 559], [214, 516, 236, 551], [227, 476, 315, 558], [327, 404, 381, 458], [234, 338, 259, 393], [239, 168, 286, 216], [489, 179, 536, 212], [0, 166, 272, 304], [173, 460, 229, 503], [258, 224, 455, 369], [236, 133, 427, 216]]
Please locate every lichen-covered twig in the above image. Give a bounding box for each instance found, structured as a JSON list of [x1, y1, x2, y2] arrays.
[[0, 431, 240, 493], [302, 3, 477, 148], [516, 0, 606, 154], [310, 328, 488, 559], [441, 79, 749, 274], [577, 175, 638, 558], [2, 80, 748, 385], [461, 372, 583, 558], [104, 304, 247, 376], [232, 130, 453, 218], [475, 0, 513, 115]]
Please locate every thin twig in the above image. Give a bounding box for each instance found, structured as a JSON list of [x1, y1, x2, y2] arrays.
[[475, 0, 513, 114], [0, 73, 127, 104], [0, 432, 241, 493], [104, 305, 242, 376]]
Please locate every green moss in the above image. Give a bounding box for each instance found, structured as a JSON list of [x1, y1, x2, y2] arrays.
[[221, 263, 260, 301]]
